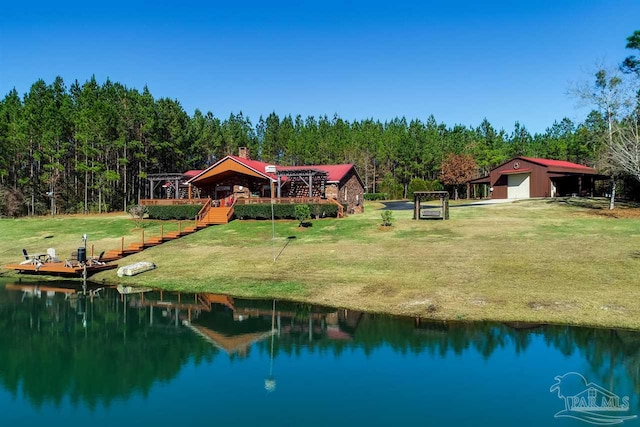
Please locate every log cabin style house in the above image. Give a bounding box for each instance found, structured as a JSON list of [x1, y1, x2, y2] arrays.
[[145, 148, 365, 216]]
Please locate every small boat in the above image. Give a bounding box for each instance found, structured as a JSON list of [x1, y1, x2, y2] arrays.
[[117, 261, 156, 277]]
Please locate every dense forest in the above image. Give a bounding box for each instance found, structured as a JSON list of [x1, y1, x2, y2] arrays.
[[0, 32, 638, 216]]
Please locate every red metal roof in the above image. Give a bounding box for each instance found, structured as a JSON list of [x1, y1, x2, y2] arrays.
[[228, 156, 355, 182], [187, 155, 358, 184], [276, 164, 354, 182], [520, 157, 595, 171], [183, 170, 203, 178]]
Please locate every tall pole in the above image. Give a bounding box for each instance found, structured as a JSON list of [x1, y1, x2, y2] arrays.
[[271, 197, 276, 262], [264, 299, 276, 392], [82, 264, 87, 295], [82, 233, 87, 294]]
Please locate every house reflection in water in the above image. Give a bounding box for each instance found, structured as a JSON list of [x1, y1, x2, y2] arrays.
[[120, 288, 365, 356], [115, 287, 368, 356], [186, 297, 364, 357], [6, 282, 365, 357]]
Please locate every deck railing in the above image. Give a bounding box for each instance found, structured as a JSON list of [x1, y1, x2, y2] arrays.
[[140, 198, 211, 206], [141, 197, 337, 206], [234, 197, 325, 205], [327, 198, 345, 218], [195, 198, 212, 223]]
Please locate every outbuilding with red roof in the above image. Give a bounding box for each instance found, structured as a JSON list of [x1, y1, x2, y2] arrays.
[[468, 157, 607, 199]]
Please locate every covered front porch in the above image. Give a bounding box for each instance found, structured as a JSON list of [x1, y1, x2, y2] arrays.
[[548, 173, 602, 197]]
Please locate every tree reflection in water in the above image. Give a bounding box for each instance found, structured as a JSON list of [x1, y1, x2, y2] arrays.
[[0, 280, 638, 410]]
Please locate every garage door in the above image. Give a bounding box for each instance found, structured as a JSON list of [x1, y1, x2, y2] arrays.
[[507, 173, 530, 199]]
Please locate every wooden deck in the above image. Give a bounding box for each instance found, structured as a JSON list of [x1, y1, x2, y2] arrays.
[[234, 196, 323, 204], [4, 261, 117, 277], [139, 198, 211, 205]]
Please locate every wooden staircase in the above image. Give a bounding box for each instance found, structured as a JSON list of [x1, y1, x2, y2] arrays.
[[203, 206, 234, 224], [328, 198, 346, 218], [103, 199, 234, 263]]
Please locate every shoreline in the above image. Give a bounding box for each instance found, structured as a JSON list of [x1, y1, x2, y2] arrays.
[[3, 199, 639, 331], [2, 272, 639, 331], [95, 277, 640, 331]]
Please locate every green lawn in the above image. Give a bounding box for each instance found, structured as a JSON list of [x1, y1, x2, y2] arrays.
[[2, 198, 640, 329]]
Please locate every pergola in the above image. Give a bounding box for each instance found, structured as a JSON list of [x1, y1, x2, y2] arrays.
[[147, 173, 187, 199], [275, 168, 328, 198], [413, 191, 450, 220]]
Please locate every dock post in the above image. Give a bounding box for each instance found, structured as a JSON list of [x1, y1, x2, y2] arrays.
[[82, 264, 87, 295]]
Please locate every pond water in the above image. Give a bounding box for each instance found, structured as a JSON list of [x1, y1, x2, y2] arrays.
[[0, 279, 639, 426]]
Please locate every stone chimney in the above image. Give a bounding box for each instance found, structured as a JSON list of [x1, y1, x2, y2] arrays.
[[238, 147, 250, 159]]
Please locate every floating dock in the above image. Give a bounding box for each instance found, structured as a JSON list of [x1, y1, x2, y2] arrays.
[[4, 261, 117, 277]]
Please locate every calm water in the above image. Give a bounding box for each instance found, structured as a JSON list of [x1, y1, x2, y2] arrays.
[[0, 279, 639, 427]]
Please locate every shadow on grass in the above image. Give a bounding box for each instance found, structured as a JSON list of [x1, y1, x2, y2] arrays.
[[546, 197, 608, 210], [380, 199, 513, 211], [546, 197, 640, 211], [379, 197, 640, 214], [380, 201, 414, 211]]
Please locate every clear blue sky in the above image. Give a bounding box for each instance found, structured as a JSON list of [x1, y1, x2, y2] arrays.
[[1, 0, 638, 134]]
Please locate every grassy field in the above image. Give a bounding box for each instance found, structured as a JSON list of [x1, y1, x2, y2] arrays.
[[2, 198, 640, 329]]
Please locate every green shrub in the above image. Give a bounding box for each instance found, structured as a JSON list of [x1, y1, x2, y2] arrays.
[[310, 203, 323, 218], [380, 210, 394, 227], [425, 179, 443, 191], [364, 193, 388, 201], [234, 203, 340, 220], [294, 204, 311, 226], [408, 178, 428, 195], [146, 204, 203, 220], [380, 173, 404, 199], [407, 179, 443, 196]]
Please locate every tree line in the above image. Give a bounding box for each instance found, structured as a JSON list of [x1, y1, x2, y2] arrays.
[[0, 31, 638, 216], [0, 77, 607, 216]]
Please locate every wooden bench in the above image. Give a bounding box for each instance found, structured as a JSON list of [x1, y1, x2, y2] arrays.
[[420, 209, 443, 219], [414, 191, 450, 220]]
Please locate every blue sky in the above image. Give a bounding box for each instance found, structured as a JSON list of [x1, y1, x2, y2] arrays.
[[1, 0, 638, 134]]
